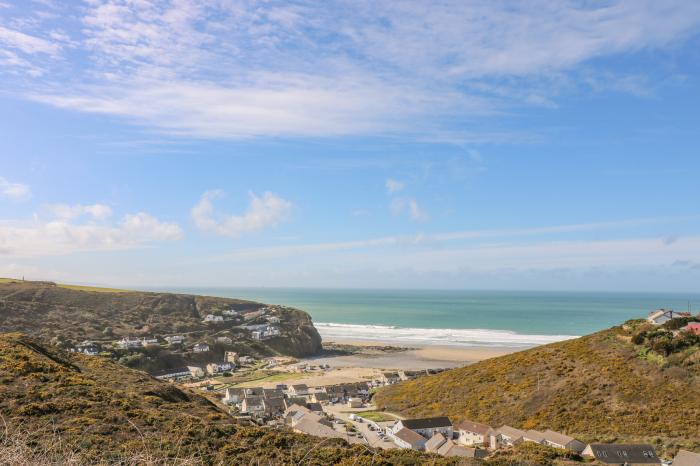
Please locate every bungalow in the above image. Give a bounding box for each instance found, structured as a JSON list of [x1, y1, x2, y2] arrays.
[[205, 362, 234, 375], [540, 429, 586, 453], [192, 342, 210, 353], [216, 336, 233, 345], [381, 372, 401, 385], [347, 397, 363, 408], [288, 384, 310, 396], [456, 420, 493, 446], [223, 388, 244, 404], [164, 335, 184, 345], [310, 392, 329, 404], [262, 397, 286, 416], [222, 309, 238, 317], [398, 370, 423, 381], [582, 444, 660, 465], [682, 323, 700, 336], [647, 309, 689, 325], [523, 429, 546, 444], [672, 450, 700, 466], [392, 428, 427, 450], [392, 417, 453, 440], [152, 367, 191, 381], [203, 314, 224, 322], [239, 355, 255, 364], [117, 337, 143, 349], [489, 425, 525, 449], [241, 396, 265, 414], [428, 434, 488, 459], [187, 366, 205, 378]]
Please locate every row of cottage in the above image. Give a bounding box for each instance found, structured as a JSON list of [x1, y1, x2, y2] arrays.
[[386, 416, 700, 464]]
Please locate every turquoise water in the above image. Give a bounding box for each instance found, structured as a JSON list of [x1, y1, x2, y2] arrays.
[[160, 288, 700, 347]]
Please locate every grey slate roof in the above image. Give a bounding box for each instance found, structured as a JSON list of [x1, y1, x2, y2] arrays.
[[401, 416, 452, 430], [585, 444, 660, 465]]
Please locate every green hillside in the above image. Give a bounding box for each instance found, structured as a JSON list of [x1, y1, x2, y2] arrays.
[[0, 279, 322, 362], [0, 332, 458, 465], [375, 320, 700, 456]]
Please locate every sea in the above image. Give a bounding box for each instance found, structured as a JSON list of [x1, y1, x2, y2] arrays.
[[160, 288, 700, 348]]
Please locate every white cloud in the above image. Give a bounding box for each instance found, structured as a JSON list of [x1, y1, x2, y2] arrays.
[[3, 0, 699, 139], [0, 177, 31, 200], [43, 203, 113, 220], [0, 212, 182, 256], [385, 178, 404, 194], [192, 190, 293, 237]]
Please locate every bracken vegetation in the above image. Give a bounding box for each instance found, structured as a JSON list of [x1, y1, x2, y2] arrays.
[[0, 333, 461, 465], [374, 321, 700, 457]]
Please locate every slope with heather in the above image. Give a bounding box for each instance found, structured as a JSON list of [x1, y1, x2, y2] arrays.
[[0, 332, 462, 465], [375, 320, 700, 456]]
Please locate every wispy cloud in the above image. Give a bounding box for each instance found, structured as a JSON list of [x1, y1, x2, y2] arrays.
[[0, 176, 30, 200], [43, 203, 112, 220], [191, 190, 293, 237], [385, 178, 404, 194], [2, 0, 699, 139]]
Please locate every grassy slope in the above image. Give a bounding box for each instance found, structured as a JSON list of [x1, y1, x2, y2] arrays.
[[0, 333, 459, 466], [375, 324, 700, 456], [0, 279, 322, 358]]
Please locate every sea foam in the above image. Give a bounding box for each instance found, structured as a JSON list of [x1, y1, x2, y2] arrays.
[[315, 322, 578, 347]]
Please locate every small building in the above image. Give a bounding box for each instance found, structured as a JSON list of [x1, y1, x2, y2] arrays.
[[141, 338, 159, 346], [216, 336, 233, 345], [310, 392, 329, 404], [223, 388, 244, 404], [293, 418, 348, 440], [222, 309, 238, 317], [164, 335, 185, 345], [203, 314, 224, 322], [392, 417, 453, 440], [267, 316, 280, 324], [425, 432, 448, 453], [523, 429, 546, 444], [288, 384, 310, 396], [647, 309, 689, 325], [239, 355, 255, 364], [192, 342, 210, 353], [582, 444, 660, 465], [681, 323, 700, 336], [490, 425, 525, 449], [672, 450, 700, 466], [206, 362, 234, 375], [152, 367, 191, 381], [540, 429, 586, 453], [381, 372, 401, 385], [398, 370, 423, 381], [117, 337, 143, 349], [224, 351, 239, 363], [457, 420, 492, 446], [347, 397, 363, 408], [392, 427, 427, 450], [187, 366, 205, 378]]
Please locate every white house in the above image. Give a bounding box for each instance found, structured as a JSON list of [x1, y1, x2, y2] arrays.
[[192, 342, 210, 353], [391, 417, 453, 440], [490, 425, 525, 449], [392, 428, 427, 450], [117, 337, 143, 349], [225, 351, 239, 363], [540, 430, 586, 453], [222, 309, 238, 317], [206, 362, 234, 375], [647, 309, 689, 325], [164, 335, 184, 345], [203, 314, 224, 322], [456, 420, 493, 446], [187, 366, 205, 378]]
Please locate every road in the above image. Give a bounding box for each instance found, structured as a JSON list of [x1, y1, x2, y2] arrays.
[[323, 404, 398, 450]]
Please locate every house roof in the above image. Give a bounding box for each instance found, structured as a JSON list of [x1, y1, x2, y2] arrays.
[[457, 420, 492, 436], [585, 444, 660, 464], [673, 450, 700, 466], [394, 427, 426, 447], [497, 425, 526, 439], [541, 429, 578, 447], [425, 433, 447, 452], [293, 418, 345, 439], [437, 441, 485, 458], [401, 416, 452, 430], [524, 430, 545, 442], [291, 384, 308, 391]]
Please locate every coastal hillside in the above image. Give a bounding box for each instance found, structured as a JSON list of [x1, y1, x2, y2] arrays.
[[375, 319, 700, 455], [0, 279, 321, 361], [0, 332, 457, 465]]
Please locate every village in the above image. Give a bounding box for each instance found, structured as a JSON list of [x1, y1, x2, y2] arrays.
[[69, 305, 700, 465]]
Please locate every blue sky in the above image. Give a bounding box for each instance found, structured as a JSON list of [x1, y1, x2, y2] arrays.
[[1, 0, 700, 291]]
